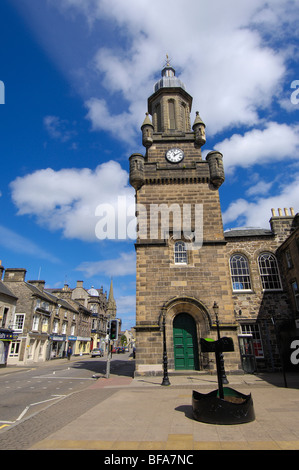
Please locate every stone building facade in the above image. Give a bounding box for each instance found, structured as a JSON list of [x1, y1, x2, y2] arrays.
[[129, 62, 297, 376], [0, 266, 112, 365], [225, 210, 297, 372], [0, 261, 18, 366]]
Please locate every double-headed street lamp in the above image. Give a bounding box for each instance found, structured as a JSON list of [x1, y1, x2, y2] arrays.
[[213, 301, 229, 385]]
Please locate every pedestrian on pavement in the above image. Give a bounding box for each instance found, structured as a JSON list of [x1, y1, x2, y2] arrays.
[[67, 345, 72, 360]]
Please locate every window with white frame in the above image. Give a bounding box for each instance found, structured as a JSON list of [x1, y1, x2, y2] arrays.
[[41, 301, 50, 311], [53, 319, 59, 333], [32, 315, 39, 331], [240, 324, 264, 358], [174, 241, 187, 264], [13, 314, 25, 332], [42, 317, 48, 333], [230, 254, 251, 291], [9, 340, 20, 357], [258, 253, 282, 290]]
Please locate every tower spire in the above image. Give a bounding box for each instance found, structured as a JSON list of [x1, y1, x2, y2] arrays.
[[107, 278, 117, 318]]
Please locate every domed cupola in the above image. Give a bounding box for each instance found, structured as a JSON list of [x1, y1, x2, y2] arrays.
[[87, 286, 99, 297], [147, 56, 192, 134], [154, 57, 186, 93]]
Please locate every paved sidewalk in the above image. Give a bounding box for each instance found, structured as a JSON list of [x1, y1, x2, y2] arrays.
[[28, 371, 299, 451]]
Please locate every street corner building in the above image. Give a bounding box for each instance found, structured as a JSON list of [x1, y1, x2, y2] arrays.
[[129, 61, 299, 377]]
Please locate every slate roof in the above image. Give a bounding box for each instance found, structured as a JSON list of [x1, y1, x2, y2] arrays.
[[224, 228, 273, 238], [0, 280, 18, 299]]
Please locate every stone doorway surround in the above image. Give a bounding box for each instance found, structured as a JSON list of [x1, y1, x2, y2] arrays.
[[161, 296, 213, 372]]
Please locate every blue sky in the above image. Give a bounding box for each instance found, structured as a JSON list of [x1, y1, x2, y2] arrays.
[[0, 0, 298, 330]]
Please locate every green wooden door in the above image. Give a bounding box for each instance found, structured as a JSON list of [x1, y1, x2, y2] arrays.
[[173, 313, 199, 370]]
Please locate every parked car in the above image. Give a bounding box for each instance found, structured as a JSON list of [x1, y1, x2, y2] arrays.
[[91, 348, 104, 357]]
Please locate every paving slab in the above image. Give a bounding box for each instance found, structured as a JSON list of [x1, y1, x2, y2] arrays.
[[28, 371, 299, 451]]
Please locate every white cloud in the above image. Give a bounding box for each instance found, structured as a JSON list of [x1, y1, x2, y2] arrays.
[[10, 161, 134, 241], [215, 122, 299, 173], [245, 180, 274, 197], [85, 98, 138, 145], [223, 173, 299, 229], [76, 252, 136, 277], [48, 0, 290, 140]]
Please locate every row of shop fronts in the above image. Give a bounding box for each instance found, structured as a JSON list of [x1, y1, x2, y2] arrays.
[[0, 328, 93, 366], [0, 329, 16, 366]]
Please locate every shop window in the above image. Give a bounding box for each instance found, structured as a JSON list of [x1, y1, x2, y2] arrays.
[[258, 253, 282, 290], [9, 341, 20, 358], [240, 324, 264, 358], [230, 254, 251, 291]]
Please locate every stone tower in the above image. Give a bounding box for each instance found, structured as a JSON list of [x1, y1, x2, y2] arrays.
[[130, 60, 239, 376]]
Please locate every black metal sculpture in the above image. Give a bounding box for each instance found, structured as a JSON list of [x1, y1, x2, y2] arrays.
[[192, 336, 255, 424]]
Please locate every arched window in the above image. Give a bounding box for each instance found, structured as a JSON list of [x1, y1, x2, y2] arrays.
[[258, 253, 282, 290], [230, 254, 251, 291], [174, 241, 187, 264], [155, 104, 161, 132], [168, 100, 176, 130], [181, 102, 186, 131]]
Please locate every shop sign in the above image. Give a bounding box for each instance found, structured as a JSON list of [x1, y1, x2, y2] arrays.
[[0, 330, 14, 341], [49, 334, 66, 342], [68, 336, 77, 341]]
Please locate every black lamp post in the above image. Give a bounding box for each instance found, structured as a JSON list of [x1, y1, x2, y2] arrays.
[[161, 309, 170, 386], [213, 301, 229, 385]]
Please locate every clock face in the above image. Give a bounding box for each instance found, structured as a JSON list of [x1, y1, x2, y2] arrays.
[[165, 148, 184, 163]]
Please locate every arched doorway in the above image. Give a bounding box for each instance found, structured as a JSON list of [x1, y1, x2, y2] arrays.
[[173, 313, 199, 370]]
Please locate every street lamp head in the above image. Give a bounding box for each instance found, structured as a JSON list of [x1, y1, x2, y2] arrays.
[[213, 301, 219, 316]]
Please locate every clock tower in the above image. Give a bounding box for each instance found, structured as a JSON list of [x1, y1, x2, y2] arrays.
[[130, 60, 239, 376]]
